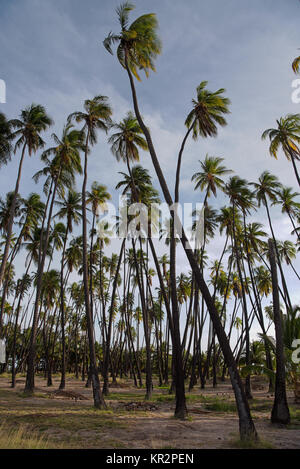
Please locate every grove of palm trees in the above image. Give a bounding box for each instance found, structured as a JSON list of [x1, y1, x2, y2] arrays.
[[0, 0, 300, 453]]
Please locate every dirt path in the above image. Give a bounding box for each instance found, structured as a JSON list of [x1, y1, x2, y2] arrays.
[[0, 374, 299, 449]]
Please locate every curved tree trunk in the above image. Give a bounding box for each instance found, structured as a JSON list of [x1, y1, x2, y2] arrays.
[[124, 55, 257, 440]]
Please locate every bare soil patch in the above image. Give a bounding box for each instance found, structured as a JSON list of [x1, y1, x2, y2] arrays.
[[0, 374, 299, 449]]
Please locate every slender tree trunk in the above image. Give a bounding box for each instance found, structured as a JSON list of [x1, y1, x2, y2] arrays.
[[103, 238, 126, 395], [82, 132, 106, 408], [124, 55, 257, 440], [59, 227, 69, 390], [268, 239, 290, 425], [0, 144, 26, 291], [25, 175, 59, 393]]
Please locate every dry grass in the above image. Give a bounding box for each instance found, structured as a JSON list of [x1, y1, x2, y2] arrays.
[[0, 423, 53, 449]]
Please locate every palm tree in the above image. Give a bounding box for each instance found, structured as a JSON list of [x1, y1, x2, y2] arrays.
[[277, 240, 300, 282], [268, 239, 290, 424], [175, 84, 230, 203], [0, 112, 13, 167], [55, 189, 82, 389], [104, 2, 257, 439], [18, 193, 45, 242], [11, 273, 32, 387], [262, 114, 300, 187], [251, 171, 292, 311], [25, 124, 83, 393], [224, 176, 255, 399], [192, 155, 232, 204], [109, 111, 148, 177], [0, 192, 22, 237], [0, 105, 53, 288], [275, 186, 300, 242], [86, 182, 111, 354], [68, 96, 112, 409]]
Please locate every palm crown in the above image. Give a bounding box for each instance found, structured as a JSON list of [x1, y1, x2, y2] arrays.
[[0, 112, 13, 166], [192, 155, 232, 199], [185, 81, 230, 139], [10, 104, 53, 156], [103, 2, 162, 81], [109, 111, 148, 163]]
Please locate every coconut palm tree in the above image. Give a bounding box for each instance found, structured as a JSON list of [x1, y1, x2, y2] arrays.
[[109, 111, 148, 176], [277, 240, 300, 282], [0, 105, 53, 288], [86, 182, 111, 351], [68, 96, 112, 409], [192, 155, 232, 204], [25, 124, 83, 393], [224, 176, 256, 398], [268, 239, 290, 425], [55, 189, 82, 389], [0, 112, 13, 167], [275, 186, 300, 242], [262, 114, 300, 187], [104, 2, 257, 438], [251, 171, 292, 311]]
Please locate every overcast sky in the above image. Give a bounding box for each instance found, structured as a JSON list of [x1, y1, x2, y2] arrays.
[[1, 0, 300, 337]]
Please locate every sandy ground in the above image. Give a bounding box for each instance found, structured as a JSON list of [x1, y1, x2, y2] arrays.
[[0, 374, 299, 449]]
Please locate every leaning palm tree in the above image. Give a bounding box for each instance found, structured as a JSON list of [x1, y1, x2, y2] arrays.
[[68, 96, 112, 409], [104, 2, 257, 439], [0, 104, 53, 288], [262, 114, 300, 187]]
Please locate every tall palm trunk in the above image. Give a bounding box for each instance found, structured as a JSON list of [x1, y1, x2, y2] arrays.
[[82, 132, 106, 409], [103, 238, 126, 395], [0, 144, 26, 292], [232, 205, 252, 399], [264, 195, 292, 311], [268, 239, 290, 425], [59, 226, 69, 390], [11, 257, 33, 387], [25, 174, 59, 393], [124, 53, 257, 440]]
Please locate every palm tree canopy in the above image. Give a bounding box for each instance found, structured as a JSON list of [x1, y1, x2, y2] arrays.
[[109, 111, 148, 163], [262, 114, 300, 161], [0, 112, 13, 166], [10, 104, 53, 156], [225, 176, 255, 214], [103, 2, 162, 81], [68, 96, 112, 146], [55, 189, 82, 233], [185, 81, 230, 139], [251, 171, 281, 207], [86, 182, 111, 216], [192, 155, 232, 198]]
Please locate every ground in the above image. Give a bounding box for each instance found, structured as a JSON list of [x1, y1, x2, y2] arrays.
[[0, 373, 299, 449]]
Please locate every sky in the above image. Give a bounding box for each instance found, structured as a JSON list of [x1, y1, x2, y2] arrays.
[[1, 0, 300, 339]]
